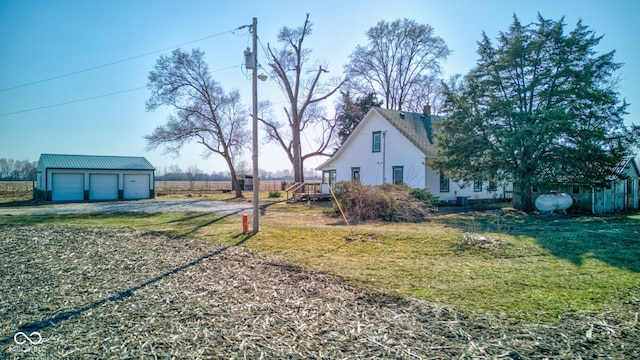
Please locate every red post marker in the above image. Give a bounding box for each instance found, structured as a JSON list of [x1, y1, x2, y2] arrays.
[[242, 214, 248, 234]]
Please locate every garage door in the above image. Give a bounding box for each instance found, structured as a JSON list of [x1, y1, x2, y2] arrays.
[[123, 174, 149, 199], [89, 174, 118, 200], [52, 173, 84, 201]]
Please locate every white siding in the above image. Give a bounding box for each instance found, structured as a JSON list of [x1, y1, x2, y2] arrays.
[[427, 165, 508, 203], [319, 111, 510, 201], [321, 113, 425, 192]]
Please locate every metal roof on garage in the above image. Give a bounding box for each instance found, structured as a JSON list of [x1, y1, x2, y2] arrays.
[[39, 154, 155, 170]]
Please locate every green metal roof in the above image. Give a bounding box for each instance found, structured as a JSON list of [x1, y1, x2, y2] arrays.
[[39, 154, 155, 170], [373, 107, 442, 157]]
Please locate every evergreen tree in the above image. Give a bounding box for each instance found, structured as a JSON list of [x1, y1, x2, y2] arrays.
[[335, 92, 383, 145], [433, 14, 638, 211]]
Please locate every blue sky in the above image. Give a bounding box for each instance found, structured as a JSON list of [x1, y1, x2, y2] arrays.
[[1, 0, 638, 174]]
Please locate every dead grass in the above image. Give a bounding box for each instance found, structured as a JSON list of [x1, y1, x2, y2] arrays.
[[0, 181, 34, 204]]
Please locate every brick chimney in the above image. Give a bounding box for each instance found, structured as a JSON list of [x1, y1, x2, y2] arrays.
[[423, 105, 431, 116]]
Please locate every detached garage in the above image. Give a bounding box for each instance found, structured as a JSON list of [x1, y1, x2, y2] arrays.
[[34, 154, 155, 202]]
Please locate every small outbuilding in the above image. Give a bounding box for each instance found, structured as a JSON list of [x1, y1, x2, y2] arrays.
[[515, 157, 640, 214], [34, 154, 155, 202]]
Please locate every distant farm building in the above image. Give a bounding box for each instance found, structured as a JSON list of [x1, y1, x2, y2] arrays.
[[514, 157, 640, 214], [34, 154, 155, 202]]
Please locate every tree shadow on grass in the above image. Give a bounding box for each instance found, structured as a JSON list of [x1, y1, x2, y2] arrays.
[[529, 215, 640, 273], [438, 208, 640, 273], [176, 212, 236, 237], [0, 232, 254, 346]]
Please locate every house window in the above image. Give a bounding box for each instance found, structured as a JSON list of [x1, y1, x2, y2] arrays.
[[372, 131, 381, 152], [488, 180, 497, 191], [572, 185, 580, 194], [392, 166, 403, 185], [351, 167, 361, 182], [473, 179, 482, 192], [440, 172, 450, 192], [322, 170, 336, 187]]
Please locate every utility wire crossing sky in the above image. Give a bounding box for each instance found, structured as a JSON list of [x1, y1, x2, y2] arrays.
[[1, 0, 638, 174]]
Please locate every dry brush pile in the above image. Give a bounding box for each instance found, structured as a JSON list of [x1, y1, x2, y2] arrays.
[[332, 182, 437, 223], [1, 225, 638, 358]]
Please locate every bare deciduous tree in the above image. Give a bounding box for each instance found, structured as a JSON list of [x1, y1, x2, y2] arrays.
[[145, 48, 250, 198], [262, 14, 347, 183], [345, 18, 451, 112]]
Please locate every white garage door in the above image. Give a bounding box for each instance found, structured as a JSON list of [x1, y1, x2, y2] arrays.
[[52, 173, 84, 201], [89, 174, 118, 200], [123, 174, 149, 199]]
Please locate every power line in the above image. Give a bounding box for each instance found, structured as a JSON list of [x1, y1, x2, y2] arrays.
[[0, 63, 243, 117], [0, 87, 146, 117], [0, 27, 245, 92]]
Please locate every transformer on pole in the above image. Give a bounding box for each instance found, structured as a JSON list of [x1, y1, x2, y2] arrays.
[[240, 17, 260, 235]]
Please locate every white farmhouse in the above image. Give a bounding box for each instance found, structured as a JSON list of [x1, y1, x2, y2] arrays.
[[317, 106, 510, 205]]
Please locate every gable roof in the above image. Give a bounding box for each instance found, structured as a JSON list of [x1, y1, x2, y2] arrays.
[[610, 157, 640, 180], [373, 107, 441, 157], [317, 107, 442, 170], [38, 154, 155, 170]]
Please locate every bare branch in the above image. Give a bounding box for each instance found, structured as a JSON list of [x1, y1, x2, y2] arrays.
[[145, 48, 250, 198]]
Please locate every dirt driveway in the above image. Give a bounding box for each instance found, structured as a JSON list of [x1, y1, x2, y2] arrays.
[[0, 199, 255, 217]]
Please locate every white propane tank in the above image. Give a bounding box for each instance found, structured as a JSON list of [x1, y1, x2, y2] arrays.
[[535, 191, 573, 212]]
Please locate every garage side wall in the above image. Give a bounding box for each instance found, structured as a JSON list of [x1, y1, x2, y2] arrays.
[[42, 169, 154, 201]]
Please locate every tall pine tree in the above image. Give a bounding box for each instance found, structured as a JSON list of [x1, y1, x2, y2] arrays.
[[433, 14, 638, 211]]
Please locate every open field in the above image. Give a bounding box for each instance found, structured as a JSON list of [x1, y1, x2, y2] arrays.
[[1, 199, 638, 357], [155, 180, 295, 193], [0, 181, 34, 203]]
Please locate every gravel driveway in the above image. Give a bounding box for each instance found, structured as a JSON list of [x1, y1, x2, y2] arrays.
[[0, 199, 255, 216]]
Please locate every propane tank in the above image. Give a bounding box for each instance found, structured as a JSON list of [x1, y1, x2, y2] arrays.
[[535, 191, 573, 212]]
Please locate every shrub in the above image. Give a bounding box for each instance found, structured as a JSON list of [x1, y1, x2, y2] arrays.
[[333, 182, 435, 222], [409, 187, 438, 208], [268, 191, 282, 198]]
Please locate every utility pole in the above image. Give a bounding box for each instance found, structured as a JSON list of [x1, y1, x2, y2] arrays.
[[251, 17, 259, 234]]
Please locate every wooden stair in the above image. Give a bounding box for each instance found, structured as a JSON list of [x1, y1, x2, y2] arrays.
[[285, 182, 327, 203]]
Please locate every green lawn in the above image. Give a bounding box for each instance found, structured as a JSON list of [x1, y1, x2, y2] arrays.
[[2, 202, 638, 323]]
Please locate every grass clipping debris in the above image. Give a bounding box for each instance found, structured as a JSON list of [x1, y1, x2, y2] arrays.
[[1, 225, 638, 358]]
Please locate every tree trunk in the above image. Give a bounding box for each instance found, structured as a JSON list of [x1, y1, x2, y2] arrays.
[[514, 180, 535, 212], [226, 157, 243, 198], [520, 184, 534, 212], [293, 149, 304, 183], [292, 122, 304, 183]]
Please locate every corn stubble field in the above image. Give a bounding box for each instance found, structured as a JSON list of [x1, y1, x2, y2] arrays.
[[0, 181, 639, 358]]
